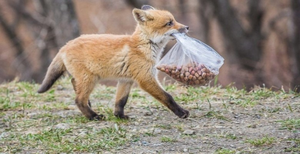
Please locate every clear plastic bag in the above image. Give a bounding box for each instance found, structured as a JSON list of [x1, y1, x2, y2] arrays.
[[156, 33, 224, 86]]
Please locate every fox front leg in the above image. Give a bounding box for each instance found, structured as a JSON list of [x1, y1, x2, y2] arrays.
[[114, 80, 134, 119], [138, 78, 189, 118]]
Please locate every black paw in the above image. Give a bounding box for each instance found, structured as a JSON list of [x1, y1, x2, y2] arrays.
[[114, 113, 129, 119], [177, 109, 190, 119], [89, 114, 106, 121]]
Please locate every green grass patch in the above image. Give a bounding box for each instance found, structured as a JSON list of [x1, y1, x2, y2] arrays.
[[98, 108, 129, 123], [284, 138, 300, 152], [235, 98, 257, 107], [175, 93, 196, 103], [155, 124, 172, 129], [250, 88, 275, 99], [277, 118, 300, 131], [0, 90, 33, 110], [245, 136, 276, 147], [43, 89, 56, 102], [161, 136, 177, 142], [131, 90, 146, 99], [93, 92, 114, 99], [215, 148, 236, 154], [224, 86, 292, 107], [202, 110, 229, 121], [92, 86, 115, 100], [224, 133, 237, 140], [0, 97, 20, 110], [61, 115, 90, 124], [1, 125, 128, 153], [164, 84, 177, 92]]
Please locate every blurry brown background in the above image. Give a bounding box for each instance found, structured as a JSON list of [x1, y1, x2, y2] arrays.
[[0, 0, 299, 91]]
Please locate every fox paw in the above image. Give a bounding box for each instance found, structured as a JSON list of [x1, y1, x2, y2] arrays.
[[177, 109, 190, 119], [90, 114, 105, 121], [114, 113, 129, 119]]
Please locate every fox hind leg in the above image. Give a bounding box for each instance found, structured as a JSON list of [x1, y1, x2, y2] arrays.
[[114, 80, 134, 119], [71, 77, 104, 120], [71, 78, 92, 108]]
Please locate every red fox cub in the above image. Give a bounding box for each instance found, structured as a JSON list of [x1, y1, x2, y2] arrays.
[[38, 5, 189, 120]]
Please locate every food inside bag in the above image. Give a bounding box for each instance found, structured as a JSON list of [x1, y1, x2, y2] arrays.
[[156, 33, 224, 86]]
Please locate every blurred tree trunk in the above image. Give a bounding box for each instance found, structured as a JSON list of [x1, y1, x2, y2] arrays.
[[125, 0, 149, 8], [0, 1, 32, 80], [45, 0, 80, 48], [291, 0, 300, 92], [198, 0, 213, 42], [207, 0, 263, 69], [7, 0, 80, 82], [178, 0, 187, 23], [202, 0, 264, 88]]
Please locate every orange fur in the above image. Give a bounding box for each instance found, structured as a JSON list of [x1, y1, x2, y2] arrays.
[[38, 5, 189, 120]]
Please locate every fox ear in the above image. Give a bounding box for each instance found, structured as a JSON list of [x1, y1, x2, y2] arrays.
[[132, 9, 153, 23], [141, 5, 155, 10]]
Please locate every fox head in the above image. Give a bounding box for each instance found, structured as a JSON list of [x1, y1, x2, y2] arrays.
[[133, 5, 189, 44]]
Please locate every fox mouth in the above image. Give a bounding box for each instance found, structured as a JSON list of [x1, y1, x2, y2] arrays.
[[170, 30, 188, 36], [170, 32, 179, 36], [170, 32, 182, 37], [169, 33, 175, 39]]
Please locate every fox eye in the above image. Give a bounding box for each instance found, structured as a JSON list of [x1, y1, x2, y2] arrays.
[[166, 21, 173, 27]]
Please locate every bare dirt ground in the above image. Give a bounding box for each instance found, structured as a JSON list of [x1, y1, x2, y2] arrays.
[[0, 77, 299, 153]]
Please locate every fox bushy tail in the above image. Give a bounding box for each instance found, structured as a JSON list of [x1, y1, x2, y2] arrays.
[[37, 55, 65, 93]]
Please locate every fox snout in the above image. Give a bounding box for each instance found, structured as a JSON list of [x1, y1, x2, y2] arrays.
[[179, 25, 189, 34]]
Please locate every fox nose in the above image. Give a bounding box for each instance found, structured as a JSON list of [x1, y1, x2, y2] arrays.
[[179, 26, 189, 33]]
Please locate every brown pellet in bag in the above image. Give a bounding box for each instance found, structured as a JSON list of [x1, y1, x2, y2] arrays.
[[156, 62, 216, 86]]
